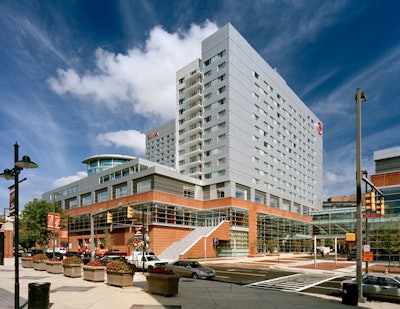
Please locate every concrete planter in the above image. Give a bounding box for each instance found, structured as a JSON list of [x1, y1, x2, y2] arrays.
[[83, 265, 106, 282], [145, 273, 180, 297], [46, 260, 63, 274], [33, 261, 47, 271], [106, 271, 133, 288], [63, 264, 82, 278], [21, 257, 33, 268]]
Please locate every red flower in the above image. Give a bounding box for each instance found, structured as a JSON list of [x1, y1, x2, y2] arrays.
[[87, 259, 103, 266], [149, 268, 176, 275]]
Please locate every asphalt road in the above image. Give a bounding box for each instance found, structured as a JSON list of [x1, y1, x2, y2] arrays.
[[209, 263, 350, 301], [211, 265, 297, 285]]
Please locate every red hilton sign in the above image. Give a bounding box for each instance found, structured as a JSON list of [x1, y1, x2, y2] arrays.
[[147, 132, 159, 139]]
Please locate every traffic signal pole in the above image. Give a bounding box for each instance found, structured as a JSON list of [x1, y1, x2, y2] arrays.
[[355, 88, 366, 303]]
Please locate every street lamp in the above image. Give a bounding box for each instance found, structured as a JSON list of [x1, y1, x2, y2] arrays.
[[355, 88, 366, 303], [0, 143, 38, 309]]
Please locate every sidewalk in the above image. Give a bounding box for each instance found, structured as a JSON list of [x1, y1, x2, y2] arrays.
[[0, 257, 398, 309]]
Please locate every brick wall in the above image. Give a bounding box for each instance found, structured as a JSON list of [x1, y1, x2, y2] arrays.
[[372, 171, 400, 187]]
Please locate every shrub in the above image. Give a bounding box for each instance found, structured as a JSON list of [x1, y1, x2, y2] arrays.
[[63, 255, 82, 265], [49, 258, 60, 262], [106, 259, 136, 273], [87, 259, 103, 267], [32, 254, 49, 261]]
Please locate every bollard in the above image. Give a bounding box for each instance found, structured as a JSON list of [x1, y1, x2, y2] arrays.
[[28, 282, 51, 309]]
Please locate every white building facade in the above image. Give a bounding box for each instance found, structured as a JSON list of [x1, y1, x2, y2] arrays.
[[150, 24, 323, 214]]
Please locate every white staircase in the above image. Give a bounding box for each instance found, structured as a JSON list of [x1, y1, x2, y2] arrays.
[[158, 225, 218, 261]]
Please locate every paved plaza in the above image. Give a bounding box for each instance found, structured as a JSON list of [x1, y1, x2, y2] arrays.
[[1, 256, 399, 309]]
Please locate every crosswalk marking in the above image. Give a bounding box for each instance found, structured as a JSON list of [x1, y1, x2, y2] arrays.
[[244, 273, 341, 292]]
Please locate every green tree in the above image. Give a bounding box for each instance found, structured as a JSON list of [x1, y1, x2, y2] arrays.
[[103, 230, 114, 251], [374, 217, 400, 270], [266, 239, 278, 254], [19, 199, 63, 250]]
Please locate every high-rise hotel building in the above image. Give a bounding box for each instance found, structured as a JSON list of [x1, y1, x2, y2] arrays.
[[147, 24, 323, 215], [44, 24, 322, 259]]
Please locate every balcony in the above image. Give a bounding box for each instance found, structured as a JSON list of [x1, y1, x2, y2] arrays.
[[180, 100, 202, 116], [184, 81, 203, 95], [183, 91, 202, 106], [185, 70, 203, 84]]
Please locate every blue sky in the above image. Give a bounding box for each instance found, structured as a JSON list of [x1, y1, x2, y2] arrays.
[[1, 0, 400, 211]]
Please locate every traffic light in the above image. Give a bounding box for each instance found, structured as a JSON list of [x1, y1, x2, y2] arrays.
[[376, 197, 385, 216], [365, 191, 375, 211], [127, 206, 133, 218], [109, 224, 113, 232], [106, 211, 113, 224]]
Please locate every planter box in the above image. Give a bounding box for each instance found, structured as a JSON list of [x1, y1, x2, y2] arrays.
[[33, 261, 47, 271], [63, 264, 82, 278], [21, 257, 33, 268], [83, 266, 106, 282], [46, 261, 63, 274], [106, 271, 133, 288], [145, 273, 180, 297]]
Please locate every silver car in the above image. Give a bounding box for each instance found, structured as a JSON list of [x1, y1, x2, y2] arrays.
[[341, 273, 400, 302], [167, 260, 215, 279]]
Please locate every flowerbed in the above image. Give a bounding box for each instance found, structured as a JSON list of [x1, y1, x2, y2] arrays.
[[83, 260, 106, 282]]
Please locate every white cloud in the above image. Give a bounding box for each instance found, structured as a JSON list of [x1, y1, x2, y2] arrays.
[[47, 21, 219, 121], [96, 130, 145, 155], [53, 171, 88, 188]]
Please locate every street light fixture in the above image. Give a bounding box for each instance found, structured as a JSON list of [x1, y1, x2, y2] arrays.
[[0, 143, 38, 309], [355, 88, 366, 303]]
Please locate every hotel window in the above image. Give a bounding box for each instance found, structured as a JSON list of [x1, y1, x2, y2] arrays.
[[255, 191, 265, 204], [65, 198, 77, 210], [204, 138, 212, 145], [183, 187, 194, 198], [113, 183, 128, 199], [137, 179, 151, 193], [217, 86, 226, 94], [81, 193, 92, 206], [96, 189, 108, 203], [217, 133, 226, 141], [218, 110, 226, 118], [217, 157, 226, 165], [235, 186, 248, 200]]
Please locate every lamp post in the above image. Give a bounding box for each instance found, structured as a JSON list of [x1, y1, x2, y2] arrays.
[[0, 143, 38, 309], [355, 88, 366, 302]]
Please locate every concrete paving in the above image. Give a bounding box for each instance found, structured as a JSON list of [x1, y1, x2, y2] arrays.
[[1, 256, 399, 309]]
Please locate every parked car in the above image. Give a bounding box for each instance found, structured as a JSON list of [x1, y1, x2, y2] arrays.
[[126, 251, 167, 270], [46, 247, 67, 254], [347, 249, 357, 261], [167, 260, 215, 279], [13, 245, 25, 257], [45, 251, 64, 260], [25, 249, 43, 257], [341, 273, 400, 302], [99, 255, 126, 266]]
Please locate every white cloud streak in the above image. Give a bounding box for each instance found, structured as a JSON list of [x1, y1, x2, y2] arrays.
[[47, 21, 219, 121], [53, 171, 88, 188], [96, 130, 146, 155]]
